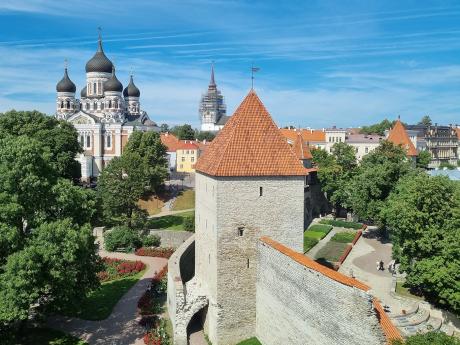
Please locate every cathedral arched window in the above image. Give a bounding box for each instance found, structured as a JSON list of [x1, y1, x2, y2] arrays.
[[109, 100, 112, 108], [66, 100, 70, 109], [60, 100, 64, 109], [86, 135, 91, 148], [101, 102, 104, 110], [93, 83, 97, 95], [98, 81, 102, 95], [106, 133, 112, 148], [94, 101, 97, 110]]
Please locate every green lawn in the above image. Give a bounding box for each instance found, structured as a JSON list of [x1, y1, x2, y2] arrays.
[[315, 241, 348, 263], [12, 327, 87, 345], [148, 211, 194, 231], [237, 338, 262, 345], [172, 189, 195, 210], [304, 236, 319, 253], [63, 270, 144, 320], [307, 224, 333, 234], [305, 231, 326, 240], [395, 281, 425, 301], [331, 232, 356, 243], [319, 219, 362, 229]]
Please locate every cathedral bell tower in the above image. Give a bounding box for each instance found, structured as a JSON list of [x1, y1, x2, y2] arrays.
[[56, 66, 77, 120]]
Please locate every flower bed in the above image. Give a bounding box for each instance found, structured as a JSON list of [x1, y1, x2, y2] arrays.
[[138, 265, 170, 344], [98, 257, 146, 282], [135, 247, 175, 259]]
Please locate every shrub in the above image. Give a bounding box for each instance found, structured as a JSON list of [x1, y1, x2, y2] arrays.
[[183, 215, 195, 232], [143, 234, 161, 247], [392, 331, 460, 345], [319, 219, 362, 229], [135, 247, 175, 259], [303, 237, 319, 253], [308, 224, 333, 234], [331, 232, 356, 243], [104, 226, 142, 251]]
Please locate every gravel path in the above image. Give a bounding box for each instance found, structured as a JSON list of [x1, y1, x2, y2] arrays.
[[47, 251, 168, 345]]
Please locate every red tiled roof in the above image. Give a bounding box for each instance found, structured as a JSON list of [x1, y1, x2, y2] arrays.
[[373, 299, 403, 344], [194, 90, 307, 176], [280, 128, 326, 143], [160, 133, 180, 152], [292, 132, 313, 160], [260, 236, 370, 291], [387, 120, 417, 157], [176, 141, 199, 150], [455, 128, 460, 140]]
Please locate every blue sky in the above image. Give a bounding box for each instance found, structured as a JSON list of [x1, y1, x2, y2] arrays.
[[0, 1, 459, 128]]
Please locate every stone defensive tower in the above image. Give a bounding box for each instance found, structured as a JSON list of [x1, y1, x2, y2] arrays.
[[193, 90, 307, 344]]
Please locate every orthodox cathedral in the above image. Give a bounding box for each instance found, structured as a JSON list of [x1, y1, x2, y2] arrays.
[[199, 65, 229, 131], [55, 34, 158, 180]]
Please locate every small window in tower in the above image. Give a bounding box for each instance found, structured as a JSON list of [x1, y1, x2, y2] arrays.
[[101, 102, 104, 110], [60, 101, 64, 109], [109, 100, 112, 108], [86, 135, 91, 148], [98, 81, 102, 94], [66, 100, 70, 109], [259, 187, 263, 196], [247, 259, 250, 268], [106, 134, 112, 148], [238, 227, 244, 237], [93, 82, 97, 95]]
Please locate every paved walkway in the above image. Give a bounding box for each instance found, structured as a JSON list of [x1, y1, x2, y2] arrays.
[[149, 208, 194, 218], [47, 251, 168, 345]]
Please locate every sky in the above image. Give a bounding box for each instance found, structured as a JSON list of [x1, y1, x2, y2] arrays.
[[0, 1, 459, 129]]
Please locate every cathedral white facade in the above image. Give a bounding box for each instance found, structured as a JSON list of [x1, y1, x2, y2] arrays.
[[55, 35, 158, 180], [199, 65, 229, 131]]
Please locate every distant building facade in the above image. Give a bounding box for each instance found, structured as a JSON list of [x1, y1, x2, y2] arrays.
[[199, 65, 229, 132], [55, 34, 158, 180], [346, 134, 385, 161]]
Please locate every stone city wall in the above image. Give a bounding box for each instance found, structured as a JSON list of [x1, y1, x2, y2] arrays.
[[255, 237, 385, 345]]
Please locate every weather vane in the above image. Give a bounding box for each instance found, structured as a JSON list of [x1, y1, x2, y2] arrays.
[[251, 63, 260, 89]]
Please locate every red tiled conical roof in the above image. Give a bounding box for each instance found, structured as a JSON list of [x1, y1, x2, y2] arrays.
[[387, 120, 417, 157], [194, 90, 307, 176], [293, 132, 313, 160]]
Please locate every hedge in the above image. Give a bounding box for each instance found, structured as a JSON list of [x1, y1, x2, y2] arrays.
[[307, 224, 333, 234], [104, 226, 142, 252], [319, 219, 362, 230]]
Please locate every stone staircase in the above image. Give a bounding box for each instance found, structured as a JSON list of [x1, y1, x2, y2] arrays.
[[390, 304, 444, 337]]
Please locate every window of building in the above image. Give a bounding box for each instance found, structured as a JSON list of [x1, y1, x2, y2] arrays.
[[365, 147, 368, 154], [191, 157, 195, 162], [106, 134, 112, 148], [93, 82, 97, 95], [182, 157, 185, 162], [259, 186, 263, 196], [86, 135, 91, 148], [101, 102, 104, 110], [186, 150, 189, 154], [247, 258, 250, 268], [109, 100, 112, 108], [180, 164, 183, 169], [98, 81, 102, 95], [88, 83, 91, 94], [238, 227, 244, 236], [79, 135, 84, 147], [66, 100, 70, 109], [60, 100, 64, 109]]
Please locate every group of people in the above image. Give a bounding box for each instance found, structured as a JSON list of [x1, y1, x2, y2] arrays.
[[376, 260, 396, 273]]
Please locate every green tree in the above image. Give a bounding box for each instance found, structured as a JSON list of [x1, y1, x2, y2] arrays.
[[348, 140, 413, 223], [159, 123, 169, 133], [123, 131, 168, 193], [392, 331, 460, 345], [98, 153, 148, 227], [0, 219, 100, 324], [416, 150, 431, 169], [418, 115, 433, 127], [360, 119, 393, 135], [195, 131, 216, 141], [382, 173, 460, 313], [172, 124, 195, 140], [0, 110, 82, 179]]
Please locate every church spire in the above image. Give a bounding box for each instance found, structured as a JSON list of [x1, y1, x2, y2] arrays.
[[209, 62, 216, 88]]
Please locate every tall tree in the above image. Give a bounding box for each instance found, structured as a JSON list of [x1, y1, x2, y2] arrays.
[[382, 173, 460, 313], [416, 150, 431, 169], [98, 153, 148, 227], [123, 131, 168, 193], [195, 131, 216, 141], [0, 110, 82, 179], [360, 119, 393, 135], [418, 115, 432, 126], [348, 140, 413, 223], [159, 123, 169, 133], [172, 124, 195, 140]]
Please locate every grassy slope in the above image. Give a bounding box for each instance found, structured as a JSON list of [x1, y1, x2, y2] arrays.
[[63, 270, 145, 320], [14, 328, 87, 345], [237, 338, 262, 345], [148, 211, 194, 231], [172, 189, 195, 211]]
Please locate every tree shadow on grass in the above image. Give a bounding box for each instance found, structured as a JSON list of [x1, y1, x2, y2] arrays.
[[315, 258, 336, 270]]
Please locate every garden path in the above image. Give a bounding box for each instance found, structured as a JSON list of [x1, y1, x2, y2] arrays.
[[148, 208, 195, 218], [47, 251, 168, 345]]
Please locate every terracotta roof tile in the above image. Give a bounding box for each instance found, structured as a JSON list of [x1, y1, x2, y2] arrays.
[[195, 90, 307, 176], [387, 120, 417, 157], [292, 132, 313, 160], [160, 133, 180, 152], [176, 141, 199, 150], [260, 236, 370, 291], [373, 299, 403, 344], [280, 128, 326, 143]]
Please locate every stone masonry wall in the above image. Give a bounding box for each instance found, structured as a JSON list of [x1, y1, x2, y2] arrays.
[[148, 229, 193, 249], [214, 176, 305, 345], [256, 240, 385, 345]]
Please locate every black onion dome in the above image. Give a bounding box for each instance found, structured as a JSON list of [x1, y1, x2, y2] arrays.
[[81, 86, 87, 98], [85, 38, 113, 73], [104, 68, 123, 92], [123, 75, 140, 97], [56, 68, 76, 93]]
